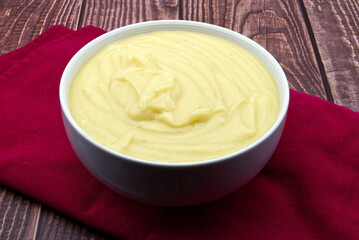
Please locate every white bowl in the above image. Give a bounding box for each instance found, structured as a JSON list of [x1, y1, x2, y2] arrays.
[[59, 20, 289, 206]]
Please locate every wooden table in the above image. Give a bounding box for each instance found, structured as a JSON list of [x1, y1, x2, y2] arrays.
[[1, 0, 358, 239]]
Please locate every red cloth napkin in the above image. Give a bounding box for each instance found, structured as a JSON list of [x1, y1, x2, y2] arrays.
[[1, 26, 358, 240]]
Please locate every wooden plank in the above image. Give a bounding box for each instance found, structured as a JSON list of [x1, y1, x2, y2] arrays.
[[78, 0, 180, 30], [181, 0, 328, 99], [0, 185, 40, 240], [0, 0, 83, 55], [35, 207, 112, 240], [302, 0, 359, 111]]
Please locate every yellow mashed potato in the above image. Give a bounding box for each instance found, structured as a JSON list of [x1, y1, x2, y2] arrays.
[[69, 31, 280, 163]]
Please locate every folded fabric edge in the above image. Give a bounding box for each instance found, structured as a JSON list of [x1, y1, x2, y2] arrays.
[[0, 26, 74, 73], [0, 26, 106, 81], [289, 89, 359, 115]]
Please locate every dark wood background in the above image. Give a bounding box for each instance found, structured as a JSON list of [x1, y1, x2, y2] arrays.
[[1, 0, 358, 239]]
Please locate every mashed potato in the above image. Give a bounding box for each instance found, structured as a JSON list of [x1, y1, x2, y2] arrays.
[[69, 31, 280, 163]]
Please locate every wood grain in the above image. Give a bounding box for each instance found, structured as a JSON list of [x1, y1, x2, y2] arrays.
[[0, 185, 40, 240], [303, 0, 359, 111], [182, 0, 328, 98], [78, 0, 180, 30], [36, 207, 113, 240], [0, 0, 82, 55]]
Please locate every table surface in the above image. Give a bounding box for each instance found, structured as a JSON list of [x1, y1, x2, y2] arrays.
[[1, 0, 358, 239]]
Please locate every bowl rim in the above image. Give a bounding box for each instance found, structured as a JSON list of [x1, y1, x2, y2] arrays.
[[59, 20, 290, 167]]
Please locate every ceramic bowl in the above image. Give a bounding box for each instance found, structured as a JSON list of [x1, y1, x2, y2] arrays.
[[59, 20, 289, 206]]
